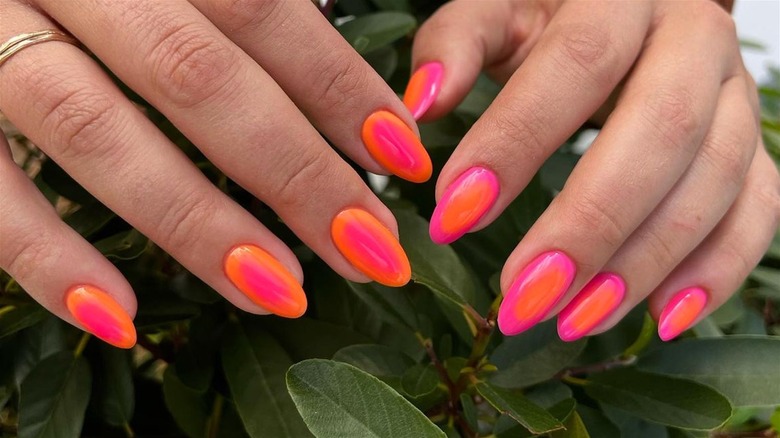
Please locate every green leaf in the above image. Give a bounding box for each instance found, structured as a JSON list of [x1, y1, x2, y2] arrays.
[[401, 364, 439, 398], [475, 381, 565, 435], [261, 317, 373, 361], [638, 337, 780, 407], [222, 319, 311, 438], [94, 345, 134, 427], [460, 394, 478, 430], [576, 405, 620, 438], [286, 359, 445, 438], [750, 266, 780, 292], [18, 351, 91, 438], [162, 364, 208, 438], [333, 344, 413, 390], [490, 320, 586, 388], [337, 12, 416, 54], [39, 159, 94, 204], [395, 210, 475, 307], [0, 304, 47, 339], [346, 280, 419, 330], [370, 0, 411, 12], [94, 229, 149, 260], [64, 201, 116, 238], [550, 411, 590, 438], [585, 368, 732, 430]]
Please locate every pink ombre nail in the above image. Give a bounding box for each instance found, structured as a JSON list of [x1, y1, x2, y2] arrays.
[[66, 285, 136, 349], [430, 166, 499, 244], [557, 273, 626, 342], [658, 287, 708, 341], [498, 251, 577, 336], [403, 62, 444, 120]]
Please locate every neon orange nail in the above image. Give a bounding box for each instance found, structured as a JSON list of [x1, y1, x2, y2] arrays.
[[404, 62, 444, 120], [66, 285, 136, 349], [658, 287, 708, 341], [430, 166, 499, 244], [331, 208, 411, 287], [362, 110, 432, 183], [224, 245, 307, 318], [557, 273, 626, 342], [498, 251, 576, 336]]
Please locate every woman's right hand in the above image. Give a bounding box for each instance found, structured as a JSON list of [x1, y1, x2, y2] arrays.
[[0, 0, 428, 348]]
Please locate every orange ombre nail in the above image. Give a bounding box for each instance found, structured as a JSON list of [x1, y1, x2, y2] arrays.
[[403, 62, 444, 120], [362, 110, 432, 183], [498, 251, 576, 336], [658, 287, 708, 341], [224, 245, 307, 318], [331, 208, 411, 287], [430, 166, 499, 244], [66, 285, 136, 349], [557, 273, 626, 342]]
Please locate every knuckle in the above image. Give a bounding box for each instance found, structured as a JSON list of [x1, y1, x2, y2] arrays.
[[213, 0, 290, 34], [311, 53, 369, 112], [566, 187, 628, 249], [1, 229, 61, 282], [156, 189, 220, 252], [486, 92, 548, 157], [642, 88, 700, 152], [146, 22, 240, 108], [699, 1, 737, 37], [698, 131, 754, 189], [268, 145, 334, 211], [552, 23, 613, 84]]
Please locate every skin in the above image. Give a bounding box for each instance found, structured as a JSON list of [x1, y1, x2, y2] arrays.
[[412, 0, 780, 337]]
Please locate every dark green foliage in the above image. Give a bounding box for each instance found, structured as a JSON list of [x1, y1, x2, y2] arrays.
[[1, 1, 779, 437]]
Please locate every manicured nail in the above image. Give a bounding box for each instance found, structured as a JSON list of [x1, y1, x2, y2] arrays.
[[430, 166, 499, 244], [658, 287, 708, 341], [224, 245, 307, 318], [557, 273, 626, 342], [331, 208, 411, 287], [498, 251, 577, 336], [66, 285, 136, 349], [403, 62, 444, 120], [362, 110, 432, 183]]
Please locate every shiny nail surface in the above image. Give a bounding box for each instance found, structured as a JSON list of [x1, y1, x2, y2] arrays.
[[362, 110, 432, 183], [403, 62, 444, 120], [498, 251, 576, 336], [66, 285, 136, 349], [224, 245, 307, 318], [331, 208, 411, 287], [430, 167, 499, 244], [658, 287, 708, 341], [557, 273, 626, 342]]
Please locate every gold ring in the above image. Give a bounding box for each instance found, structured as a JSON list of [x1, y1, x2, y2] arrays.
[[0, 30, 79, 68]]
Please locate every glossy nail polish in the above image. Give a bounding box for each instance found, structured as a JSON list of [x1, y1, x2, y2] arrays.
[[557, 273, 626, 342], [224, 245, 307, 318], [658, 287, 708, 341], [66, 285, 136, 349], [331, 208, 411, 287], [403, 62, 444, 120], [430, 167, 499, 244], [498, 251, 576, 336], [362, 110, 432, 183]]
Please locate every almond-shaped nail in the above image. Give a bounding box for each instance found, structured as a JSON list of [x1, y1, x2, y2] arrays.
[[362, 110, 432, 183], [498, 251, 576, 336], [430, 166, 499, 244], [331, 208, 411, 287], [66, 285, 136, 349], [658, 287, 708, 341], [403, 62, 444, 120], [224, 245, 307, 318], [557, 273, 626, 342]]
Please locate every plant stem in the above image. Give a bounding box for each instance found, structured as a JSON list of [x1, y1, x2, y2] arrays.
[[122, 422, 135, 438], [622, 313, 656, 358], [0, 305, 15, 318], [73, 332, 91, 357], [206, 394, 224, 438], [556, 355, 636, 379]]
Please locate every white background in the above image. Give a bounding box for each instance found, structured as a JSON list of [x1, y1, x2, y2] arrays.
[[734, 0, 780, 83]]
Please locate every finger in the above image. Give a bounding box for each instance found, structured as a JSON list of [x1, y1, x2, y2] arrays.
[[429, 1, 652, 245], [189, 0, 428, 178], [34, 0, 413, 285], [497, 1, 741, 336], [556, 73, 757, 341], [0, 133, 136, 348], [0, 3, 307, 317], [649, 147, 780, 341]]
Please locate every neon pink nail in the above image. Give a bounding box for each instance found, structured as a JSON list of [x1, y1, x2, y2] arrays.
[[430, 167, 499, 244], [403, 62, 444, 120], [557, 273, 626, 342], [658, 287, 708, 341]]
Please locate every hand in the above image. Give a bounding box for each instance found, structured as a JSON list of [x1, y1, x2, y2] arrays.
[[405, 0, 780, 341], [0, 0, 431, 348]]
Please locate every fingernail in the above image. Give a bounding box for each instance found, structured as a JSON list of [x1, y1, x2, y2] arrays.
[[498, 251, 576, 336], [403, 62, 444, 120], [331, 208, 411, 287], [362, 110, 432, 183], [224, 245, 307, 318], [557, 273, 626, 342], [658, 287, 708, 341], [430, 166, 499, 244], [66, 285, 136, 349]]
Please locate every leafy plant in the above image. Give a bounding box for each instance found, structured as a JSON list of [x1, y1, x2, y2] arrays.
[[2, 1, 780, 437]]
